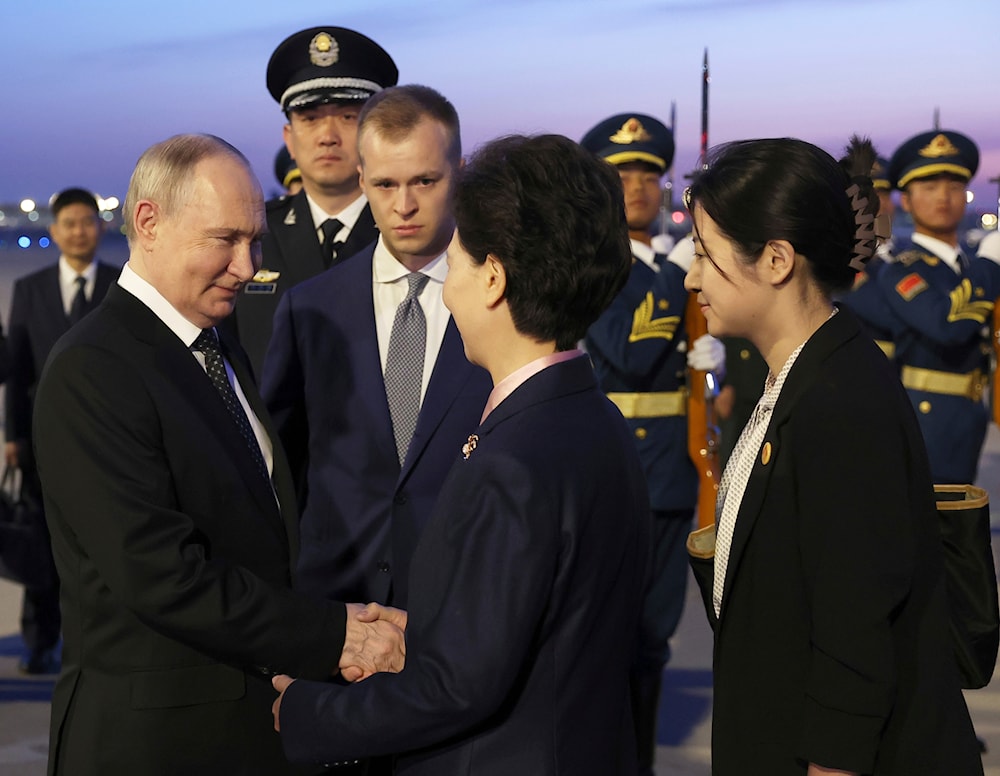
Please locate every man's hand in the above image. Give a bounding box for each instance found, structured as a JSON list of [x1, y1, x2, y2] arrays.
[[272, 674, 295, 732], [4, 441, 19, 469], [339, 602, 407, 682]]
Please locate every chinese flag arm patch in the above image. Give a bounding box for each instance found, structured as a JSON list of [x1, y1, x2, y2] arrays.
[[895, 273, 928, 301]]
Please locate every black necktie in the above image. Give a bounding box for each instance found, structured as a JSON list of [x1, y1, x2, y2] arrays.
[[321, 218, 344, 269], [68, 276, 87, 324], [190, 329, 270, 483]]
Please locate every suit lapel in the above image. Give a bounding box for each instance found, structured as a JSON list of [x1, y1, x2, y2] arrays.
[[218, 330, 295, 547], [719, 309, 860, 617], [41, 266, 72, 332], [338, 204, 379, 260], [478, 356, 595, 438], [279, 192, 326, 280], [399, 319, 479, 481], [338, 253, 399, 463], [105, 288, 287, 540]]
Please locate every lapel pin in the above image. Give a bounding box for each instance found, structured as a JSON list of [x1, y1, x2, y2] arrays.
[[761, 441, 772, 466], [462, 434, 479, 460]]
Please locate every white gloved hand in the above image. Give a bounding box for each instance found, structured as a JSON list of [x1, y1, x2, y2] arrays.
[[666, 235, 695, 273], [687, 333, 725, 374], [977, 231, 1000, 264]]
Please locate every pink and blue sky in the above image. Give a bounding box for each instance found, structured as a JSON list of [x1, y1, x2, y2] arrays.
[[2, 0, 997, 211]]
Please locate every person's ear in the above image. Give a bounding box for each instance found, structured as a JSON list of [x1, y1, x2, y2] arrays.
[[133, 201, 159, 250], [899, 189, 912, 214], [764, 239, 796, 286], [484, 254, 506, 307]]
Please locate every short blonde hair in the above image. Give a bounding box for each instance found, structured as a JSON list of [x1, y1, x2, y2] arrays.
[[122, 134, 250, 246]]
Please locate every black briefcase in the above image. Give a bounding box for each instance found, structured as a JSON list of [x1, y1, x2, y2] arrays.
[[936, 484, 999, 689], [0, 466, 57, 590]]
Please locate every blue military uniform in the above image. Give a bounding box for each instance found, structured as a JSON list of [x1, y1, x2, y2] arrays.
[[582, 113, 697, 776], [879, 240, 1000, 482], [877, 130, 999, 484]]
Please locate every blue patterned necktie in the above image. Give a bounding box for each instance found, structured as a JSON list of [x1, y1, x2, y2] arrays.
[[191, 329, 269, 483], [384, 273, 429, 464]]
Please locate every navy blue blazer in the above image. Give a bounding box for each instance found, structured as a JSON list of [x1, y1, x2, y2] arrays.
[[5, 260, 118, 444], [229, 190, 379, 377], [261, 242, 492, 607], [278, 355, 650, 775]]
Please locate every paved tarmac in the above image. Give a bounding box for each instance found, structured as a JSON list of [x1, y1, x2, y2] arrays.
[[0, 233, 998, 772]]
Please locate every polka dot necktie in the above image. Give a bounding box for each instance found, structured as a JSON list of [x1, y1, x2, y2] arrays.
[[384, 273, 429, 465], [191, 329, 270, 483]]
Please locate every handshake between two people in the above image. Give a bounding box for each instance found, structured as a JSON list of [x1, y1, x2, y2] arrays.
[[272, 601, 407, 731]]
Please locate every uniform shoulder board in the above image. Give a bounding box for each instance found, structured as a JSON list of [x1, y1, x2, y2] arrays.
[[266, 195, 292, 213], [896, 248, 937, 267]]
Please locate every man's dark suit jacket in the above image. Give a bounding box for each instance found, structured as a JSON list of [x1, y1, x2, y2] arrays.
[[33, 285, 347, 776], [279, 355, 651, 775], [5, 260, 118, 448], [262, 242, 492, 608], [231, 190, 379, 376], [689, 308, 981, 775]]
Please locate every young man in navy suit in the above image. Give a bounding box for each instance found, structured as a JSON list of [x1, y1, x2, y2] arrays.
[[5, 187, 118, 675], [272, 134, 651, 775], [262, 85, 491, 613]]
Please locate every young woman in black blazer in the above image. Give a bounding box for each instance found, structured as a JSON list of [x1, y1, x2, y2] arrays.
[[684, 137, 982, 775]]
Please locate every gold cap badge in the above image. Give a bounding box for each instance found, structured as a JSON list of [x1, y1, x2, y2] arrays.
[[309, 32, 339, 67], [610, 118, 653, 145], [919, 133, 960, 159]]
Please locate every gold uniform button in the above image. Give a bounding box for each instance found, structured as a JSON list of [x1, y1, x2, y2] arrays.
[[657, 299, 669, 311], [635, 428, 648, 440], [740, 349, 751, 361], [918, 400, 932, 414]]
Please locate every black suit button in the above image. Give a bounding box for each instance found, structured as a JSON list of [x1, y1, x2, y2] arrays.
[[393, 493, 407, 505], [377, 562, 390, 573]]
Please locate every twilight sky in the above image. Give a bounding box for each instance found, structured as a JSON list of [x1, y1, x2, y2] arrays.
[[2, 0, 998, 212]]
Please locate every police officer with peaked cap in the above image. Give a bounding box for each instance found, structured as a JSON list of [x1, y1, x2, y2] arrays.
[[582, 112, 723, 776], [227, 27, 398, 376], [877, 129, 1000, 485]]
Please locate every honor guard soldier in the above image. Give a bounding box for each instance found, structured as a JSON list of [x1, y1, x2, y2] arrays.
[[581, 113, 723, 776], [229, 27, 398, 374], [878, 130, 1000, 483], [273, 145, 303, 196], [840, 154, 902, 359]]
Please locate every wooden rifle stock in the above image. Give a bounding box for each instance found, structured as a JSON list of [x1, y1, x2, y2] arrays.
[[994, 303, 1000, 427], [685, 293, 721, 528]]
